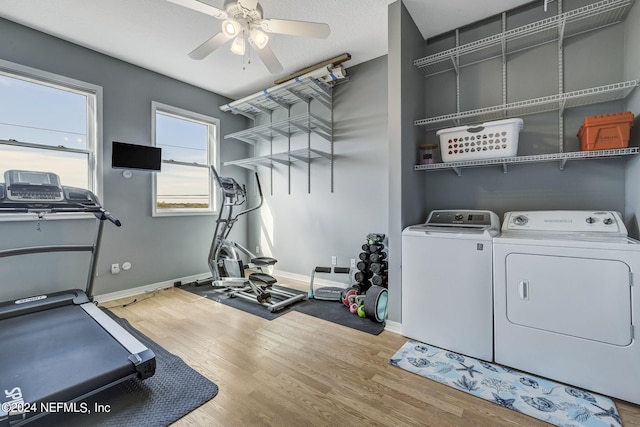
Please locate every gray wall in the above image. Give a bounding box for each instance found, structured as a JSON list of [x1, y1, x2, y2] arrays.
[[388, 1, 427, 323], [246, 55, 389, 285], [0, 18, 249, 301]]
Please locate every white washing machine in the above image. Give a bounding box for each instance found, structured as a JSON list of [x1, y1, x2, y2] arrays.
[[494, 210, 640, 405], [402, 210, 500, 361]]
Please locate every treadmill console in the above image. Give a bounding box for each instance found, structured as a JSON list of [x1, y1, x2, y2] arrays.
[[0, 170, 101, 212], [4, 170, 64, 202]]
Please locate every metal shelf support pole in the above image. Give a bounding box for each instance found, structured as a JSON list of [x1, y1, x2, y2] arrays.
[[558, 0, 565, 153]]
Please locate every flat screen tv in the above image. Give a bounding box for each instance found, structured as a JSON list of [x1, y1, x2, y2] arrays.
[[112, 141, 161, 171]]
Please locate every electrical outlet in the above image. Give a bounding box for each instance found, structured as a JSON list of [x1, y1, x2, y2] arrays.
[[350, 258, 356, 268], [331, 256, 337, 266], [111, 263, 120, 274]]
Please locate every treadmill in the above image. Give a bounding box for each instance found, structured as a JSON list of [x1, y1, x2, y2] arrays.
[[0, 170, 155, 426]]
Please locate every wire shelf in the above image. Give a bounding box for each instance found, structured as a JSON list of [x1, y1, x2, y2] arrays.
[[224, 148, 332, 170], [414, 80, 638, 129], [219, 77, 332, 117], [224, 113, 331, 144], [414, 0, 635, 76], [414, 147, 639, 175], [219, 65, 342, 193]]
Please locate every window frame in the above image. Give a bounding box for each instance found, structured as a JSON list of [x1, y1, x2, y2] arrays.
[[151, 101, 219, 217], [0, 59, 103, 222]]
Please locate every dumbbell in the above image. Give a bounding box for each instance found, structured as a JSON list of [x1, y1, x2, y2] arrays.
[[341, 286, 360, 307], [372, 275, 388, 287], [355, 270, 373, 283], [370, 262, 387, 274], [369, 252, 386, 262]]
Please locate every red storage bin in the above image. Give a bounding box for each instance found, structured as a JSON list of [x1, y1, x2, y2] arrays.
[[577, 112, 634, 151]]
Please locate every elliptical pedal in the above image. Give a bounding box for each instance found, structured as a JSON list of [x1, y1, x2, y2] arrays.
[[248, 272, 277, 286]]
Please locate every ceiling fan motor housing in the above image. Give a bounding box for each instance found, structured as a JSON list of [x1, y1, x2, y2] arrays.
[[224, 0, 263, 24]]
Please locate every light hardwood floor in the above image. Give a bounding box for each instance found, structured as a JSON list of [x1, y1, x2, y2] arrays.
[[105, 279, 640, 427]]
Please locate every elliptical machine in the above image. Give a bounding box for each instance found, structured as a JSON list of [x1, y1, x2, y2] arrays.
[[200, 166, 306, 312]]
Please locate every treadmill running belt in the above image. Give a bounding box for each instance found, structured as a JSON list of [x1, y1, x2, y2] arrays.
[[0, 304, 135, 412]]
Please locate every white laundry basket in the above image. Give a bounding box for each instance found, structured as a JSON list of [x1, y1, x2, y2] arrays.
[[437, 118, 524, 162]]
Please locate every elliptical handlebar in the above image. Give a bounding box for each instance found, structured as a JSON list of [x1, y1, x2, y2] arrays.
[[210, 166, 264, 219], [232, 172, 264, 218], [254, 171, 263, 198]]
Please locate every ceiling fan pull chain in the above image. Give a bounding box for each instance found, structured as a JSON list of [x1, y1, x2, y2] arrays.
[[246, 34, 251, 67], [242, 31, 246, 70]]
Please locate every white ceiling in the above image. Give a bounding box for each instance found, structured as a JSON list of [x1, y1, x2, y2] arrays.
[[0, 0, 534, 100]]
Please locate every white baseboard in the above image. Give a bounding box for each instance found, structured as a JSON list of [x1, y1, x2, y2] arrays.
[[95, 267, 349, 304], [384, 320, 403, 335], [94, 272, 210, 303]]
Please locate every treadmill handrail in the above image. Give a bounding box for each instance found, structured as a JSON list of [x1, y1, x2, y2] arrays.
[[0, 181, 120, 299], [0, 206, 121, 226], [0, 244, 94, 259]]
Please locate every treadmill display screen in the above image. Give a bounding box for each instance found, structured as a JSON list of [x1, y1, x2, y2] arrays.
[[16, 171, 53, 185]]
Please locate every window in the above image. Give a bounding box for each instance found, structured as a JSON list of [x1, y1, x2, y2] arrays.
[[0, 59, 101, 196], [152, 102, 218, 216]]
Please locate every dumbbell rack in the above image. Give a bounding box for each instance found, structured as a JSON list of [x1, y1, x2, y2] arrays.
[[355, 233, 388, 292]]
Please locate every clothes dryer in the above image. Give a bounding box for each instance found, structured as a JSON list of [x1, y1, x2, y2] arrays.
[[493, 210, 640, 404], [402, 210, 500, 361]]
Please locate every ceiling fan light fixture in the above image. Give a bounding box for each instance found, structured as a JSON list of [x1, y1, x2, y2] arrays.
[[230, 35, 245, 55], [250, 29, 269, 49], [222, 19, 240, 37]]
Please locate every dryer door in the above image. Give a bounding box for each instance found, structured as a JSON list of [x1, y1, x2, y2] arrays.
[[505, 253, 632, 346]]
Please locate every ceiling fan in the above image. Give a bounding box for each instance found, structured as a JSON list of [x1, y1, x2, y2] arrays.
[[168, 0, 331, 74]]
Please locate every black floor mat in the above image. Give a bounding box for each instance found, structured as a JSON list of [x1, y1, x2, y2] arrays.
[[30, 310, 219, 427], [295, 298, 385, 335], [179, 282, 306, 320], [181, 282, 385, 335]]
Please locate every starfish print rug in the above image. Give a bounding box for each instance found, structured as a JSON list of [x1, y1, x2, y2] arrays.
[[390, 340, 622, 427]]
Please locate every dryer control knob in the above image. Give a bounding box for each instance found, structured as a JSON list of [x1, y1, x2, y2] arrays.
[[513, 215, 528, 226], [586, 216, 597, 224], [603, 218, 613, 225]]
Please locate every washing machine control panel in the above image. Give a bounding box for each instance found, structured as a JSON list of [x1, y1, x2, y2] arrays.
[[426, 210, 499, 228], [502, 210, 627, 237]]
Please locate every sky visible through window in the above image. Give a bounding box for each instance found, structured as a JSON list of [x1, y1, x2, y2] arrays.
[[155, 112, 211, 208], [0, 73, 88, 188]]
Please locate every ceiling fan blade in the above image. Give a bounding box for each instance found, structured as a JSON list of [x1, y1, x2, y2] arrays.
[[260, 19, 330, 39], [189, 32, 234, 60], [167, 0, 228, 19], [238, 0, 259, 10], [249, 39, 284, 74]]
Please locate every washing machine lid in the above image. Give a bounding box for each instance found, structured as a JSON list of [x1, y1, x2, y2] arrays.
[[501, 210, 628, 240], [403, 210, 500, 236]]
